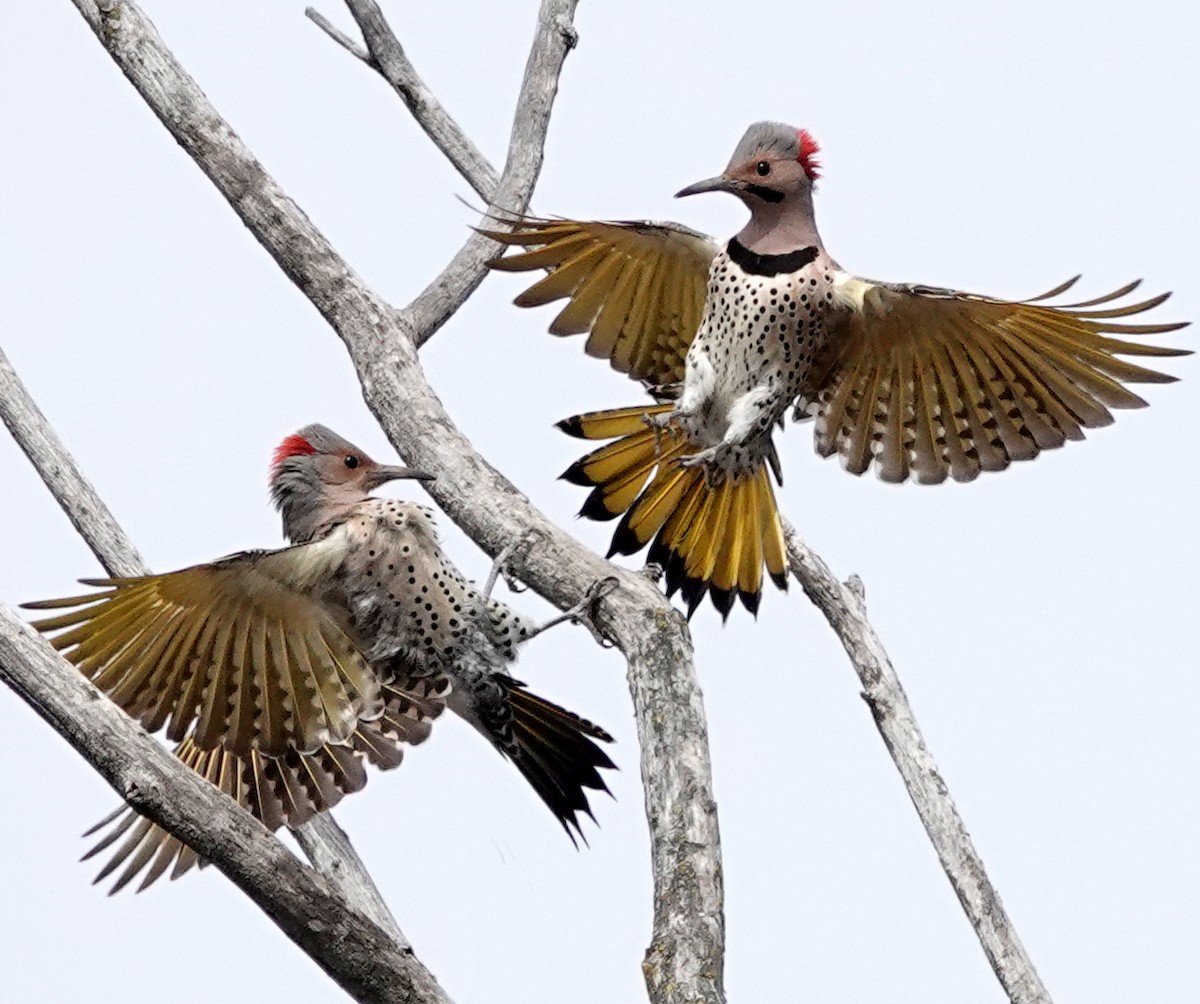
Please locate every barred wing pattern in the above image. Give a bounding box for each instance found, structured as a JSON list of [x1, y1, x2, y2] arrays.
[[484, 216, 718, 386], [812, 275, 1190, 484], [82, 676, 449, 893], [24, 544, 381, 757]]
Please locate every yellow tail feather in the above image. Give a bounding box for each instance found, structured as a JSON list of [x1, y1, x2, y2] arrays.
[[560, 403, 789, 617], [558, 403, 673, 441]]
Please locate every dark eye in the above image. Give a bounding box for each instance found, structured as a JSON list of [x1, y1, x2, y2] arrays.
[[344, 455, 359, 469], [756, 160, 771, 176]]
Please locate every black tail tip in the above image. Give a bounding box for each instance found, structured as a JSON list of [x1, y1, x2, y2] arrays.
[[663, 551, 687, 599], [581, 488, 622, 523], [561, 460, 597, 487], [608, 515, 646, 557], [680, 575, 707, 619], [557, 416, 587, 438], [709, 586, 736, 621], [738, 588, 762, 616]]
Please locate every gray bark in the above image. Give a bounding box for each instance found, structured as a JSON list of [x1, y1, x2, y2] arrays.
[[9, 2, 727, 1003], [784, 524, 1050, 1004], [0, 604, 450, 1004], [0, 2, 1054, 1004], [0, 338, 418, 988], [292, 814, 411, 950], [306, 1, 500, 205]]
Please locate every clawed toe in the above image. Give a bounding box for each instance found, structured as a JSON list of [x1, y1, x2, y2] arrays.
[[523, 576, 618, 646]]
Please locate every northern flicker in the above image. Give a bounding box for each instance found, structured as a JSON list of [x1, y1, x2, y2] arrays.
[[25, 424, 615, 892], [484, 121, 1189, 617]]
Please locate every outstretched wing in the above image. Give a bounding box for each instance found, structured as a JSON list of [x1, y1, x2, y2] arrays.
[[484, 215, 719, 386], [82, 675, 450, 893], [24, 540, 381, 757], [809, 275, 1189, 484], [81, 731, 367, 894]]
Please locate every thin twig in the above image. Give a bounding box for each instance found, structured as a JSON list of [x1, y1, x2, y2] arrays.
[[783, 521, 1051, 1004], [309, 1, 499, 203], [61, 1, 727, 1000], [308, 0, 551, 343], [305, 6, 370, 62], [395, 0, 571, 344], [0, 339, 410, 953]]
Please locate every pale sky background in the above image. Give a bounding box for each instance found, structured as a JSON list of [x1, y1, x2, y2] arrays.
[[1, 2, 1197, 1002]]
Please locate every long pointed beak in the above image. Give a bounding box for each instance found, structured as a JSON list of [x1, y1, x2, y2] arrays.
[[675, 175, 744, 198], [366, 464, 435, 489]]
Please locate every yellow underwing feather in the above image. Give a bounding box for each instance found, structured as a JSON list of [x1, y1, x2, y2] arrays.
[[875, 346, 907, 483], [260, 619, 291, 757], [512, 243, 611, 308], [942, 336, 1008, 473], [964, 334, 1063, 451], [486, 216, 719, 385], [158, 593, 223, 742], [906, 338, 946, 483], [585, 257, 641, 357], [817, 276, 1187, 481], [991, 332, 1094, 433], [551, 251, 626, 335], [228, 612, 268, 755], [187, 599, 239, 750], [94, 604, 184, 700]]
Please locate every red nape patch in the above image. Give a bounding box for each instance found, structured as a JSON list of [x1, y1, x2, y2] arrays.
[[797, 129, 822, 180], [271, 434, 316, 470]]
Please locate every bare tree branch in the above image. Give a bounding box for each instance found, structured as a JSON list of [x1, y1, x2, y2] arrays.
[[0, 340, 410, 952], [292, 814, 410, 949], [307, 1, 499, 203], [31, 2, 726, 1002], [323, 5, 1054, 997], [306, 6, 370, 63], [401, 0, 574, 343], [783, 522, 1051, 1004], [0, 605, 450, 1004], [308, 0, 549, 346], [0, 347, 146, 577]]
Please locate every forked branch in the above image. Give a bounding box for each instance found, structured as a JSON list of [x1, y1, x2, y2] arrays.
[[9, 3, 727, 1004]]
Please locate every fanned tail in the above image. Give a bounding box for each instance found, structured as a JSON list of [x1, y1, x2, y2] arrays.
[[559, 404, 788, 617], [498, 679, 616, 845]]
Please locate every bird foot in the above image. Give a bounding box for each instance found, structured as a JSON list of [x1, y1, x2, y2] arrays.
[[482, 531, 544, 599], [677, 446, 729, 488], [640, 562, 664, 585], [524, 576, 619, 647], [642, 409, 684, 456], [642, 409, 678, 431], [677, 446, 717, 468]]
